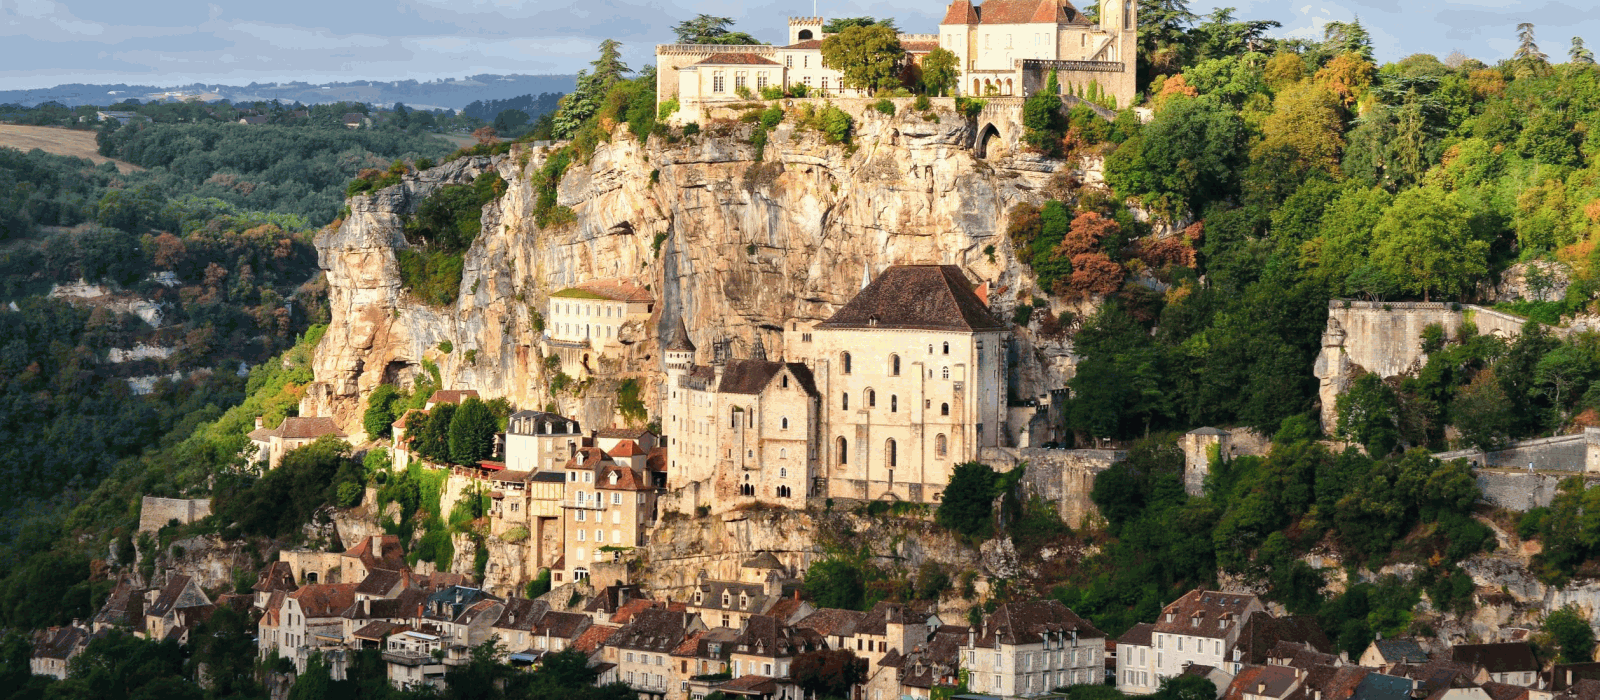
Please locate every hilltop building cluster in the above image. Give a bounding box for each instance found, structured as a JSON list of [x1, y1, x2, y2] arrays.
[[655, 0, 1138, 121]]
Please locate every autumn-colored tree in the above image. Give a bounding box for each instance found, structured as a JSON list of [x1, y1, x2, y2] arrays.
[[1467, 68, 1506, 100], [1156, 74, 1198, 102], [1063, 253, 1125, 298], [1255, 82, 1346, 175], [1263, 52, 1305, 89], [1057, 211, 1121, 258], [1314, 52, 1376, 107], [472, 126, 499, 145], [150, 232, 186, 270], [1138, 235, 1197, 268]]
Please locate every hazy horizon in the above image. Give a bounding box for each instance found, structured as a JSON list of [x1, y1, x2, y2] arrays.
[[3, 0, 1598, 92]]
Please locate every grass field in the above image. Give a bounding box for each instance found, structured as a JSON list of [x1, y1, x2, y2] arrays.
[[0, 124, 142, 173], [436, 133, 478, 149]]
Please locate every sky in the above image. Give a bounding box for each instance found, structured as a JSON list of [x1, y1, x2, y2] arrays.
[[3, 0, 1600, 91]]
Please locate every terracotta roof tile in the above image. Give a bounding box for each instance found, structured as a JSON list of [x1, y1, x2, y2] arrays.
[[289, 584, 360, 618], [553, 278, 654, 302], [941, 0, 980, 24], [274, 416, 346, 440], [427, 390, 479, 405], [1152, 589, 1262, 640], [784, 40, 824, 49], [573, 624, 620, 653]]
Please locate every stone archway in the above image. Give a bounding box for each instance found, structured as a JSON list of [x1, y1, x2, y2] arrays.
[[975, 123, 1002, 159]]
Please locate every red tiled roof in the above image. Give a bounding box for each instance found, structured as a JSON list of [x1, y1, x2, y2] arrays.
[[275, 416, 346, 440], [427, 389, 479, 405], [608, 440, 644, 458], [784, 40, 823, 49], [556, 278, 655, 302], [289, 584, 360, 619], [969, 0, 1085, 24], [694, 53, 780, 66], [941, 0, 980, 24], [573, 624, 620, 653], [901, 40, 939, 53], [611, 598, 659, 624]]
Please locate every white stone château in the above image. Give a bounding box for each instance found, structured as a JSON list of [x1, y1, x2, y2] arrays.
[[543, 278, 655, 378]]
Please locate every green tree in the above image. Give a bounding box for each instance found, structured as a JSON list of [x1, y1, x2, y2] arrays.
[[1154, 674, 1217, 700], [1516, 23, 1549, 64], [1546, 605, 1596, 662], [791, 649, 867, 699], [1451, 369, 1516, 452], [1369, 186, 1489, 300], [804, 559, 866, 610], [417, 403, 456, 463], [823, 17, 897, 33], [936, 462, 998, 539], [819, 25, 907, 92], [1024, 71, 1068, 154], [553, 39, 631, 138], [449, 398, 499, 466], [1335, 373, 1400, 457], [1573, 37, 1596, 65], [672, 15, 761, 45], [1107, 95, 1246, 217], [363, 384, 399, 441], [922, 48, 961, 96]]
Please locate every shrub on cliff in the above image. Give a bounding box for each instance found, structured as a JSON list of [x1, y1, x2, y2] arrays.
[[935, 462, 998, 540]]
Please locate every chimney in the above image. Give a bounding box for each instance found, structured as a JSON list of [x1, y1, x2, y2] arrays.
[[255, 416, 264, 430], [968, 627, 976, 648], [363, 599, 371, 616]]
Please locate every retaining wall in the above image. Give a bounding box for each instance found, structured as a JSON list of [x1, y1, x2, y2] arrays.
[[137, 496, 212, 533], [981, 446, 1124, 527]]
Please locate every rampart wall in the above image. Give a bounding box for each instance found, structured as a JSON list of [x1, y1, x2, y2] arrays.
[[981, 446, 1124, 527], [138, 496, 212, 533]]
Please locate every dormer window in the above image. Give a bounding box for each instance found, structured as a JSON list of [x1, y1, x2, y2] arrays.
[[609, 472, 618, 485], [722, 592, 731, 607]]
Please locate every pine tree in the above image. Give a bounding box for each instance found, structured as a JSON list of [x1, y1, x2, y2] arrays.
[[1516, 23, 1549, 63], [551, 39, 632, 138], [1572, 37, 1596, 65]]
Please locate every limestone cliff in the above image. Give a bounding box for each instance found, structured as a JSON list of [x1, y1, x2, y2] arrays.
[[308, 104, 1081, 436]]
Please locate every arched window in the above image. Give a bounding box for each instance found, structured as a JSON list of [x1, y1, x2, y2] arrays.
[[886, 439, 897, 467], [868, 390, 876, 408], [890, 395, 898, 413], [936, 433, 948, 458], [1124, 0, 1133, 29], [890, 354, 901, 376], [841, 352, 852, 374], [779, 467, 788, 478], [777, 485, 792, 498], [781, 374, 789, 388], [837, 437, 848, 465], [781, 417, 789, 430], [942, 366, 950, 379], [730, 407, 739, 428], [941, 403, 950, 416], [780, 448, 787, 459], [842, 393, 849, 410], [942, 342, 950, 355]]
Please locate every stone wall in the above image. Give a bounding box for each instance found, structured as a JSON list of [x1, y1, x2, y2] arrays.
[[138, 496, 212, 533], [1474, 470, 1595, 512], [1435, 434, 1591, 473], [981, 446, 1124, 527], [1315, 301, 1551, 432]]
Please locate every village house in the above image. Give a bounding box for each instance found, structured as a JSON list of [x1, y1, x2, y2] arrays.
[[247, 415, 345, 469], [1117, 589, 1267, 694], [505, 411, 582, 472], [559, 435, 662, 583], [30, 625, 89, 679], [603, 608, 707, 700], [384, 629, 448, 690], [544, 278, 655, 377], [1453, 644, 1542, 688], [960, 599, 1107, 698], [141, 574, 211, 641], [1360, 639, 1430, 671], [897, 623, 970, 699], [261, 583, 359, 671]]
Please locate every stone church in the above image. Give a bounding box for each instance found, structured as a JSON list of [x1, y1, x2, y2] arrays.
[[664, 264, 1010, 511]]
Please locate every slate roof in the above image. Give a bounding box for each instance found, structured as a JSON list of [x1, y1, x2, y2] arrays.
[[290, 583, 360, 619], [353, 621, 407, 641], [817, 265, 1003, 332], [1370, 639, 1430, 665], [1353, 674, 1415, 700], [273, 416, 346, 440], [1119, 622, 1154, 646], [901, 625, 969, 690], [717, 675, 779, 694], [355, 568, 407, 597], [454, 599, 505, 626], [694, 581, 773, 615], [1154, 589, 1261, 640], [32, 626, 88, 660], [427, 389, 479, 405], [717, 360, 819, 397], [507, 411, 580, 436], [741, 552, 784, 570], [609, 609, 694, 652], [1570, 679, 1600, 700], [1453, 643, 1539, 674], [1481, 682, 1530, 700], [492, 597, 550, 632], [147, 574, 200, 618], [694, 53, 781, 66], [665, 317, 696, 353], [534, 611, 593, 641], [94, 575, 144, 627], [733, 614, 821, 658], [972, 599, 1103, 648], [1234, 612, 1333, 665], [596, 427, 654, 440]]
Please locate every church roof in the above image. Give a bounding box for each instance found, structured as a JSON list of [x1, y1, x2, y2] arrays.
[[817, 265, 1003, 332], [717, 360, 819, 398], [665, 316, 696, 353]]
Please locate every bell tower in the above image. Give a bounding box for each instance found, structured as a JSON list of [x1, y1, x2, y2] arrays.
[[788, 17, 823, 45]]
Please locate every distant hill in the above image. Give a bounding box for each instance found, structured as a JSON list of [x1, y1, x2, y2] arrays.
[[0, 74, 577, 111]]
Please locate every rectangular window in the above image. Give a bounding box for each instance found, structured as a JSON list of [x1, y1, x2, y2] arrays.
[[786, 55, 793, 67], [712, 72, 725, 93], [734, 71, 747, 89], [757, 73, 768, 89]]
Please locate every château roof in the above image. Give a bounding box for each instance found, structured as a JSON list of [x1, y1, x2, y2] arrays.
[[941, 0, 980, 24], [942, 0, 1089, 24], [817, 265, 1003, 332], [694, 53, 781, 66], [717, 360, 819, 397], [552, 278, 654, 303]]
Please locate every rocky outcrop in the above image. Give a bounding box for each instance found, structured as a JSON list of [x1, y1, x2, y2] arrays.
[[309, 105, 1087, 434]]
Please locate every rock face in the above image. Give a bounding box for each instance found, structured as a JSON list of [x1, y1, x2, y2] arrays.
[[309, 105, 1081, 434]]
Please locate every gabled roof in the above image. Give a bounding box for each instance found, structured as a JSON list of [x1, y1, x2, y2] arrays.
[[1353, 674, 1417, 700], [816, 265, 1003, 332], [717, 360, 819, 398], [344, 535, 406, 570], [290, 584, 360, 619], [553, 278, 654, 302], [1234, 612, 1333, 665], [694, 53, 780, 66], [1548, 663, 1600, 692], [596, 427, 654, 440], [94, 575, 143, 627], [1153, 589, 1262, 640], [355, 568, 407, 597], [609, 609, 694, 652], [797, 608, 867, 638], [427, 389, 479, 405], [972, 599, 1103, 647], [1370, 639, 1430, 665], [964, 0, 1087, 24], [1225, 665, 1300, 700], [609, 440, 645, 458], [147, 574, 205, 618], [274, 416, 346, 440], [1119, 622, 1154, 646], [353, 620, 407, 641], [941, 0, 980, 24], [1453, 643, 1539, 674], [254, 561, 297, 593], [534, 611, 592, 640], [32, 626, 88, 660], [572, 623, 620, 653]]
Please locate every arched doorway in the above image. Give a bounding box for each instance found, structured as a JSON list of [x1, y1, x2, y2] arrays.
[[975, 123, 1001, 159]]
